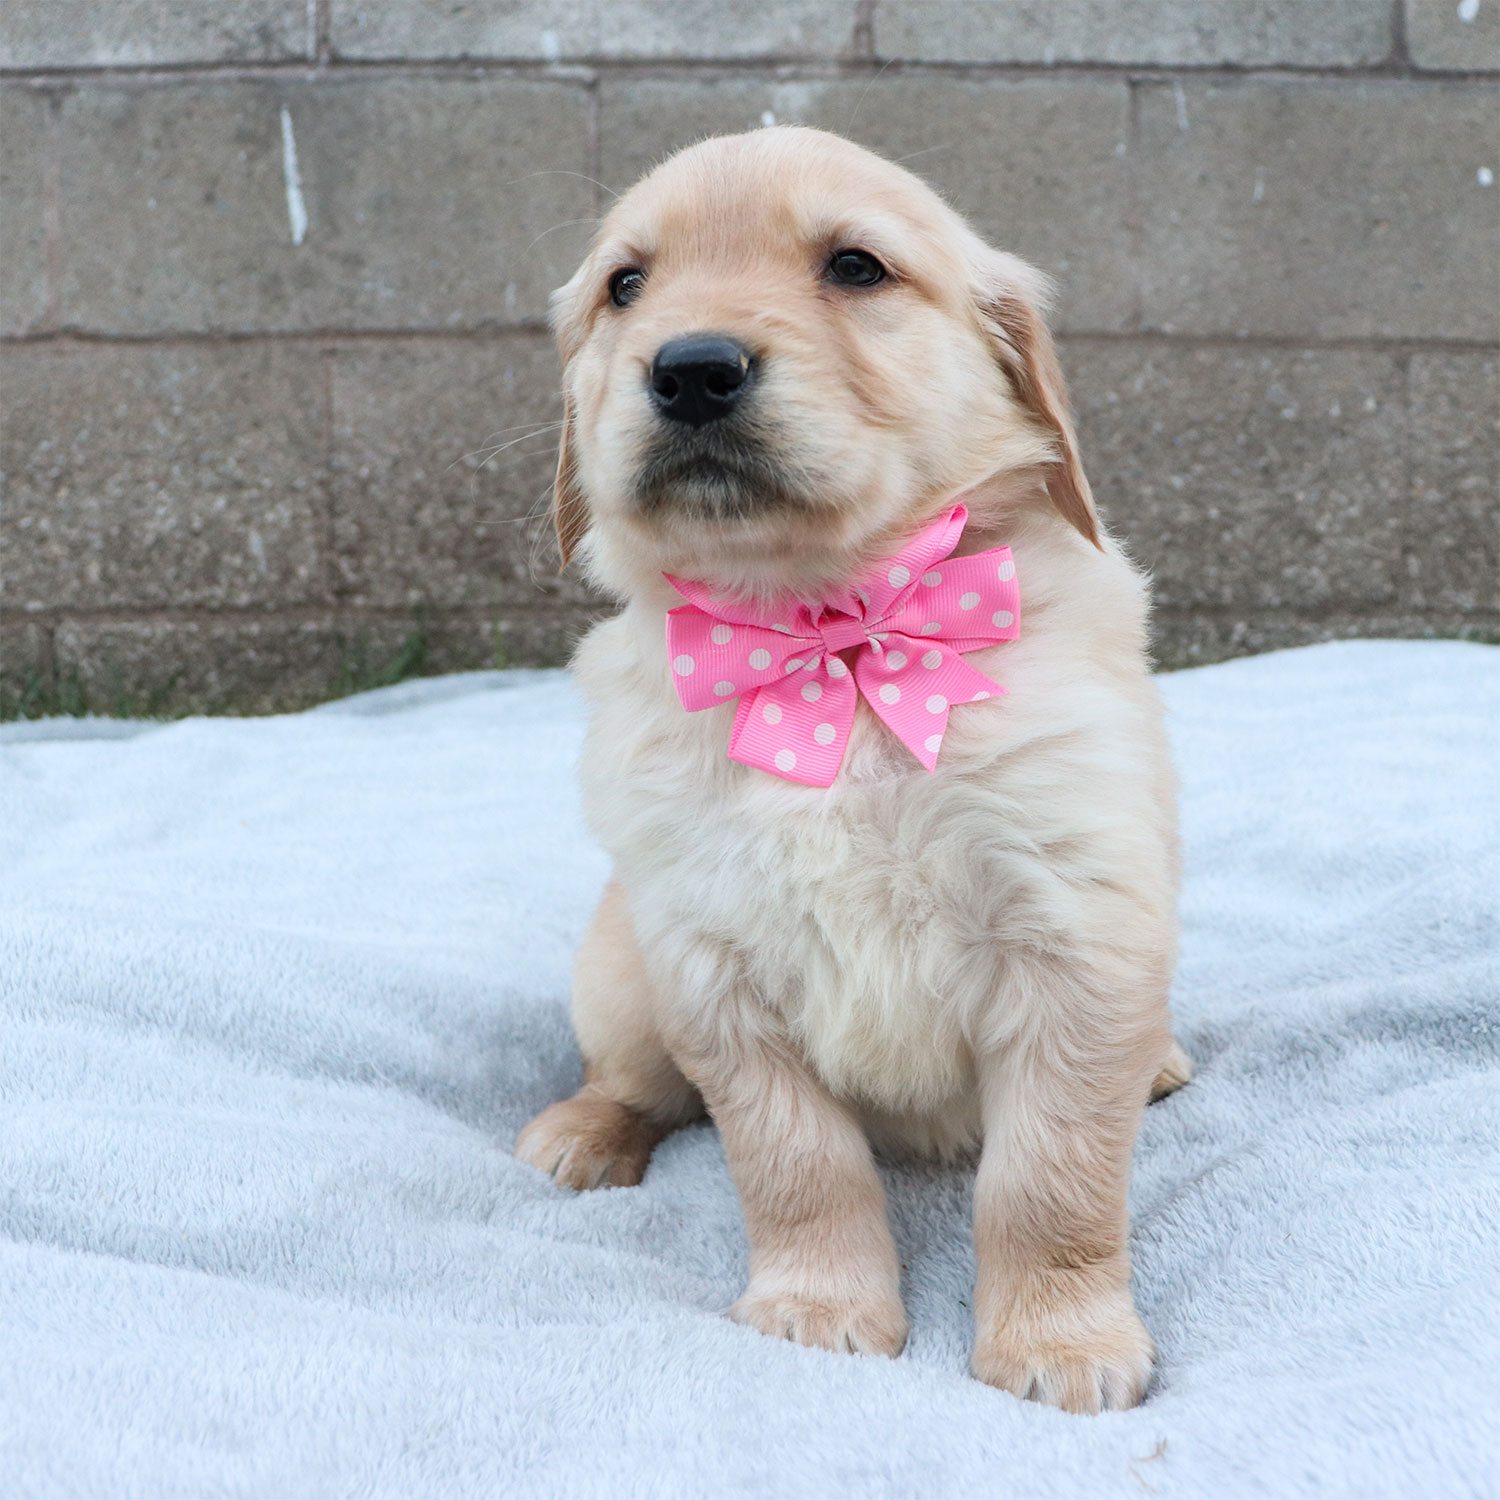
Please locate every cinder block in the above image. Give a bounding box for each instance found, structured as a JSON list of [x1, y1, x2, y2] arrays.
[[50, 608, 590, 716], [596, 1, 859, 58], [0, 619, 51, 716], [0, 343, 327, 611], [600, 75, 1133, 332], [0, 88, 50, 335], [1406, 0, 1500, 70], [59, 79, 593, 334], [1150, 610, 1500, 670], [1066, 342, 1407, 611], [50, 616, 347, 716], [314, 609, 589, 682], [330, 337, 600, 610], [332, 0, 857, 60], [1135, 80, 1500, 340], [332, 0, 597, 60], [1405, 353, 1500, 613], [876, 0, 1392, 66], [0, 0, 308, 68]]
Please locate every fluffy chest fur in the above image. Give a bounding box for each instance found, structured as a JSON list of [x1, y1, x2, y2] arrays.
[[571, 530, 1175, 1153]]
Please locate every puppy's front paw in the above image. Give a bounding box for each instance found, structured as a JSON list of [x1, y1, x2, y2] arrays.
[[972, 1283, 1154, 1414], [514, 1089, 656, 1191], [731, 1281, 908, 1358]]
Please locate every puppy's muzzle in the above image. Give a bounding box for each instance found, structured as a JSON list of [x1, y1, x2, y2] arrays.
[[649, 335, 755, 428]]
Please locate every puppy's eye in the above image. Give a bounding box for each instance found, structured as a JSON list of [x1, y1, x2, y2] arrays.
[[609, 268, 646, 307], [827, 249, 886, 288]]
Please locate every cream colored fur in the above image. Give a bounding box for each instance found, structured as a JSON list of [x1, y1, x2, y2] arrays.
[[515, 126, 1191, 1414]]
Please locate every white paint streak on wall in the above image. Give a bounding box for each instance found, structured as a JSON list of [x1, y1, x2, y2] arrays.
[[280, 107, 308, 246], [1174, 81, 1189, 132], [760, 110, 776, 128], [540, 30, 560, 61], [1480, 166, 1495, 186], [1458, 0, 1481, 25], [305, 0, 317, 58]]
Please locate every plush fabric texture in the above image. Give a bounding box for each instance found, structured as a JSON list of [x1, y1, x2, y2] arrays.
[[1, 639, 1496, 1499]]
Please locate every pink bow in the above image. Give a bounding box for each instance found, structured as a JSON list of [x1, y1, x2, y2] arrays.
[[663, 505, 1019, 786]]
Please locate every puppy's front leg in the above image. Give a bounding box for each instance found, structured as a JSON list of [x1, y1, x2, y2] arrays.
[[678, 1030, 907, 1358], [971, 998, 1167, 1413]]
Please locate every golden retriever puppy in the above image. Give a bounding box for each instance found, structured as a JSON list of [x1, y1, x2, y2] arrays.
[[515, 125, 1192, 1414]]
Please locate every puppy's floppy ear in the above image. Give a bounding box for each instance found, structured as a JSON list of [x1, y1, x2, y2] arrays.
[[552, 398, 589, 570], [976, 253, 1102, 549], [548, 272, 590, 570]]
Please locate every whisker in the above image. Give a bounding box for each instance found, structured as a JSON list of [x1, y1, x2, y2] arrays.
[[501, 169, 620, 202], [475, 435, 560, 473], [846, 58, 897, 134], [523, 477, 570, 578], [470, 419, 566, 446], [892, 142, 953, 167], [448, 423, 563, 474], [523, 218, 602, 255]]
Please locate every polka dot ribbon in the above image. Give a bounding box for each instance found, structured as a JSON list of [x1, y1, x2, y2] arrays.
[[664, 505, 1019, 786]]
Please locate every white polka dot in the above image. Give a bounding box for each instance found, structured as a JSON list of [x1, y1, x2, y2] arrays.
[[924, 734, 943, 754], [749, 648, 772, 670], [885, 650, 908, 671], [959, 591, 980, 610], [997, 559, 1016, 582], [921, 649, 942, 669], [801, 681, 823, 703], [713, 680, 736, 697], [921, 570, 943, 587], [784, 657, 804, 673], [971, 690, 991, 701], [771, 622, 791, 634], [926, 694, 947, 714], [813, 722, 836, 745], [887, 565, 910, 588], [991, 609, 1014, 629], [856, 588, 871, 607], [774, 748, 797, 773], [761, 701, 782, 724], [826, 657, 849, 679], [878, 683, 901, 705], [672, 654, 696, 676], [920, 622, 942, 635], [710, 623, 734, 645]]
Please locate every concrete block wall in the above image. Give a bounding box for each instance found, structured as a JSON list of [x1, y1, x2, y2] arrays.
[[1, 1, 1496, 715]]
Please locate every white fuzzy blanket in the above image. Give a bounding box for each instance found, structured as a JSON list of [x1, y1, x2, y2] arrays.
[[2, 640, 1496, 1499]]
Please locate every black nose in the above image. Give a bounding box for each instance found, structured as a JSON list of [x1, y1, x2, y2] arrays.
[[649, 336, 754, 427]]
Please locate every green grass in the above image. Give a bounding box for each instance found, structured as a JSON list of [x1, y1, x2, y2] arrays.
[[331, 615, 433, 701], [0, 612, 526, 722], [1, 665, 91, 721]]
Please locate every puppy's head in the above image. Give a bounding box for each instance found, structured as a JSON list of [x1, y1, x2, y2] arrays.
[[551, 127, 1098, 600]]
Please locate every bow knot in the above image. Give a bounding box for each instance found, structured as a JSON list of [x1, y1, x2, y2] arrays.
[[664, 505, 1019, 786], [816, 612, 874, 655]]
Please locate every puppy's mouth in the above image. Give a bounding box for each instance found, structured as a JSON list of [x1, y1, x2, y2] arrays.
[[632, 429, 808, 523]]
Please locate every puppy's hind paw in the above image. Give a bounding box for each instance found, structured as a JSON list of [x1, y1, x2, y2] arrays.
[[1149, 1040, 1194, 1103]]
